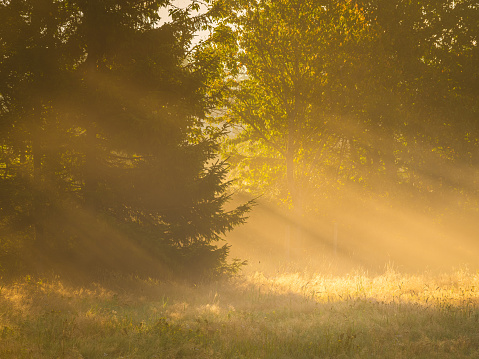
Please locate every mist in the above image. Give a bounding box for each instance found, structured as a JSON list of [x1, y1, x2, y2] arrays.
[[226, 188, 479, 276], [1, 1, 479, 357]]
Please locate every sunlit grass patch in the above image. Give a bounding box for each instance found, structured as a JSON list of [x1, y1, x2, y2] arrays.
[[1, 268, 479, 358]]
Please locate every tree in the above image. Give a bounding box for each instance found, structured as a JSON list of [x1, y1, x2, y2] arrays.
[[0, 0, 252, 280], [205, 0, 371, 255], [207, 0, 479, 260], [350, 0, 479, 207]]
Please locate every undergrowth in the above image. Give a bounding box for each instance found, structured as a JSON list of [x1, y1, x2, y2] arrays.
[[1, 267, 479, 358]]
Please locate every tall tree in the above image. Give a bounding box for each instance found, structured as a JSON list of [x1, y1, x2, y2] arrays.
[[0, 0, 252, 279], [213, 0, 364, 202], [207, 0, 478, 258], [206, 0, 370, 254]]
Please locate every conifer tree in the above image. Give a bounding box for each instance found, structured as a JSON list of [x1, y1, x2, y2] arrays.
[[0, 0, 252, 279]]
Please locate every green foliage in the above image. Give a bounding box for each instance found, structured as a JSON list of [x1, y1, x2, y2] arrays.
[[205, 0, 376, 208], [207, 0, 479, 220], [0, 0, 252, 280]]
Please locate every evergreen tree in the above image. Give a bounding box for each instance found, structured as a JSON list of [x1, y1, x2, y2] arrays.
[[0, 0, 252, 279]]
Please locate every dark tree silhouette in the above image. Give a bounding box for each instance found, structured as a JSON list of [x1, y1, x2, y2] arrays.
[[0, 0, 252, 280]]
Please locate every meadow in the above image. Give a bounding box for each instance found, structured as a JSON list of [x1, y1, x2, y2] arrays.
[[1, 265, 479, 358]]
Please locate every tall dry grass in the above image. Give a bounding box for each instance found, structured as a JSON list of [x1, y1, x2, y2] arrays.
[[1, 266, 479, 358]]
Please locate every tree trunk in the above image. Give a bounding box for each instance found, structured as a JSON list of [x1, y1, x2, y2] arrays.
[[285, 143, 295, 260], [32, 123, 45, 247], [285, 111, 303, 259], [82, 31, 101, 209], [83, 122, 99, 208]]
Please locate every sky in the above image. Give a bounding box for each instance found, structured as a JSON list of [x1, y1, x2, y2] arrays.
[[158, 0, 210, 44]]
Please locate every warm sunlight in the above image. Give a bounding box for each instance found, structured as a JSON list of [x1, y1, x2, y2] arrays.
[[1, 0, 478, 357], [2, 268, 479, 357]]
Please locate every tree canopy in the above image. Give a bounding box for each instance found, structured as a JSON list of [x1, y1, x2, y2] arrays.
[[0, 0, 252, 280], [204, 0, 479, 260]]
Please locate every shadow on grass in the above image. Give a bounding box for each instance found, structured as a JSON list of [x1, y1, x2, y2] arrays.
[[1, 271, 479, 358]]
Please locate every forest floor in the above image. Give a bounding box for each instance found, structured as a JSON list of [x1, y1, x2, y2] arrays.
[[1, 264, 479, 358]]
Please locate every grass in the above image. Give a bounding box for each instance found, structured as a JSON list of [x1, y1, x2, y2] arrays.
[[1, 266, 479, 358]]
